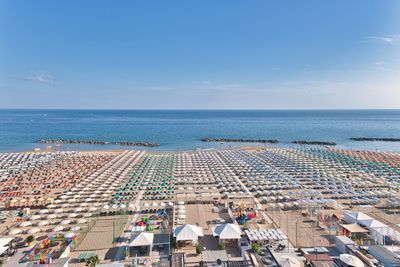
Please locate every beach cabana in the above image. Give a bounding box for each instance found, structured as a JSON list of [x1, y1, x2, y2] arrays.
[[129, 232, 154, 256], [212, 224, 242, 240], [173, 224, 203, 243]]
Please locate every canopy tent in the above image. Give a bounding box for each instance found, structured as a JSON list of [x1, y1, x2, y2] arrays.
[[212, 224, 242, 240], [129, 232, 154, 247], [173, 224, 203, 241], [339, 254, 364, 267]]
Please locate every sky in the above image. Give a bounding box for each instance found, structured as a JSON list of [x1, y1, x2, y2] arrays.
[[0, 1, 399, 109]]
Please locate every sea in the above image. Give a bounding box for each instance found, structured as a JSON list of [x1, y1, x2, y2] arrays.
[[1, 109, 400, 152]]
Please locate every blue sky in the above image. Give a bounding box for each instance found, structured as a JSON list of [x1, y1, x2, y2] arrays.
[[0, 1, 399, 109]]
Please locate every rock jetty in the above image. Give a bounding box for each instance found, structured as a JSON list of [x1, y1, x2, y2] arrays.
[[292, 140, 336, 146], [36, 139, 160, 147], [350, 137, 400, 142], [201, 138, 279, 144]]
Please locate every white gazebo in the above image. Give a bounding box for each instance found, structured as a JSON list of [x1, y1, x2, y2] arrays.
[[173, 224, 203, 243], [129, 232, 154, 256], [212, 224, 242, 240]]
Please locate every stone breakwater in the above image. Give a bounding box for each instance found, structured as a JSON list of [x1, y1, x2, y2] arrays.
[[292, 140, 337, 146], [201, 138, 279, 144], [350, 137, 400, 142], [36, 139, 160, 147]]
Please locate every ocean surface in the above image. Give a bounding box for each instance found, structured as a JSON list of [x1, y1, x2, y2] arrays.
[[1, 109, 400, 152]]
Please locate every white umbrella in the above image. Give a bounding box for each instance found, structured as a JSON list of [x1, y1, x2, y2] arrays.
[[68, 213, 78, 218], [47, 214, 57, 219], [38, 221, 49, 226], [55, 208, 63, 214], [339, 254, 364, 267], [28, 228, 41, 234], [39, 209, 49, 214], [71, 226, 81, 231], [61, 220, 71, 225], [10, 229, 22, 235], [74, 207, 84, 213], [20, 221, 32, 227], [64, 232, 75, 239], [77, 219, 87, 224], [53, 226, 64, 232], [31, 215, 41, 220]]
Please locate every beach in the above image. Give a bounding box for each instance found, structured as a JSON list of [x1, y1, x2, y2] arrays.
[[0, 146, 399, 266]]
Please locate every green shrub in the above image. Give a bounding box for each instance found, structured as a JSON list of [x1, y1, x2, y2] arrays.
[[25, 235, 34, 244], [251, 243, 261, 253], [217, 242, 225, 250], [196, 244, 203, 254], [85, 255, 100, 267]]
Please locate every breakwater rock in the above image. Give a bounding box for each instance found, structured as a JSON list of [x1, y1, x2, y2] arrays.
[[350, 137, 400, 142], [201, 138, 279, 144], [292, 140, 336, 146], [36, 139, 160, 147]]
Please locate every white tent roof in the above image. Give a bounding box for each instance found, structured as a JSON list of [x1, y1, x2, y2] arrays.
[[339, 254, 364, 267], [344, 211, 372, 221], [359, 219, 387, 228], [129, 232, 154, 247], [174, 224, 204, 241], [212, 224, 242, 239]]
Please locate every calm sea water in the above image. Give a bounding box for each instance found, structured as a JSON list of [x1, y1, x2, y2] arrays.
[[1, 109, 400, 152]]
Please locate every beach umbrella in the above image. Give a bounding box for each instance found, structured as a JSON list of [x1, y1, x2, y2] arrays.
[[31, 215, 41, 220], [61, 220, 71, 225], [77, 219, 87, 224], [39, 209, 49, 214], [38, 221, 49, 226], [339, 254, 364, 267], [53, 226, 64, 232], [47, 214, 57, 219], [28, 228, 41, 234], [71, 226, 81, 231], [64, 232, 75, 239], [20, 221, 32, 227], [10, 229, 22, 235]]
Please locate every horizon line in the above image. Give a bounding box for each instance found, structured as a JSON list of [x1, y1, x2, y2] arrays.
[[1, 108, 400, 111]]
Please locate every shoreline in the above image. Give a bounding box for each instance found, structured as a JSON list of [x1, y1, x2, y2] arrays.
[[2, 143, 400, 154]]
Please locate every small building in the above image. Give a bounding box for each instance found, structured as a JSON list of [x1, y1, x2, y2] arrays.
[[335, 236, 355, 254]]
